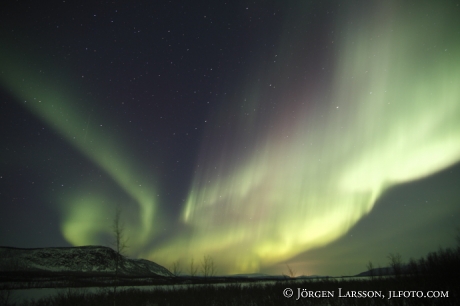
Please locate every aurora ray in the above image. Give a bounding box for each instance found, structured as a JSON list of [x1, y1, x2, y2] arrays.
[[0, 50, 160, 252], [152, 0, 460, 273]]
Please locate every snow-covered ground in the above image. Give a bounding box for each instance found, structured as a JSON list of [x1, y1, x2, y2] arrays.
[[7, 276, 374, 303]]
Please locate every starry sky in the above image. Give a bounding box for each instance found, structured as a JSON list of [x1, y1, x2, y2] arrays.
[[1, 0, 460, 277]]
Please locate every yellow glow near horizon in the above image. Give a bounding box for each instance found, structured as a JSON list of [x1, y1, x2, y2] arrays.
[[152, 1, 460, 273]]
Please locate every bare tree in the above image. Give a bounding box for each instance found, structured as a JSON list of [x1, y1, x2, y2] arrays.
[[285, 264, 296, 278], [112, 206, 128, 306], [171, 260, 182, 277], [189, 258, 198, 277], [408, 257, 418, 276], [456, 227, 460, 250], [366, 261, 374, 280], [201, 255, 216, 277], [388, 253, 402, 277]]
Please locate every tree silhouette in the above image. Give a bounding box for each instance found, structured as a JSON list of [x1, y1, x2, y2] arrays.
[[172, 260, 182, 277], [387, 253, 402, 277], [201, 255, 216, 277], [189, 258, 198, 277], [366, 261, 374, 280], [112, 206, 128, 306]]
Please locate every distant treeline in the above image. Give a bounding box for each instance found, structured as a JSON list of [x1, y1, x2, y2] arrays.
[[365, 234, 460, 280]]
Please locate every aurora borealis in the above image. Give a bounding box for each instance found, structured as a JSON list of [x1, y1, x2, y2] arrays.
[[1, 0, 460, 276]]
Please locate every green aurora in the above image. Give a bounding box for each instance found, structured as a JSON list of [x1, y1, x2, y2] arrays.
[[0, 51, 160, 251], [1, 0, 459, 275], [153, 1, 460, 273]]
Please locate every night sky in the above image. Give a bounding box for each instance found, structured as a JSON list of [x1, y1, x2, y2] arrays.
[[1, 0, 460, 277]]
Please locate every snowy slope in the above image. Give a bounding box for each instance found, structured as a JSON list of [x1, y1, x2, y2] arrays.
[[0, 245, 173, 277]]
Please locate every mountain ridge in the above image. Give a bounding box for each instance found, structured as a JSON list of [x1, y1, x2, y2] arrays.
[[0, 245, 173, 278]]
